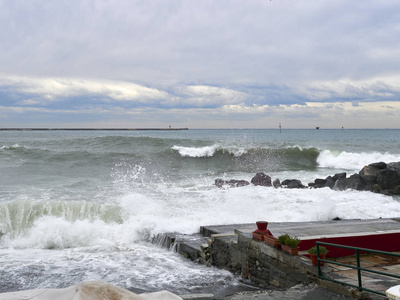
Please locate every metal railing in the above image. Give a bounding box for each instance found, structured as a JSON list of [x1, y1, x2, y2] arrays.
[[315, 241, 400, 297]]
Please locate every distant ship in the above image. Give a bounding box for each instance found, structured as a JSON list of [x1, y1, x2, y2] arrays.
[[316, 127, 320, 129]]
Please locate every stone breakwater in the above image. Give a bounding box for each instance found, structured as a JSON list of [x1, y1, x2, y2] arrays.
[[215, 161, 400, 195]]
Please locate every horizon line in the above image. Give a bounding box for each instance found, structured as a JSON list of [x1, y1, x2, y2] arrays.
[[1, 127, 399, 131]]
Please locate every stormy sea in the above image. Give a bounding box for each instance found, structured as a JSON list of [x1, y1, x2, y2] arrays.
[[1, 129, 400, 294]]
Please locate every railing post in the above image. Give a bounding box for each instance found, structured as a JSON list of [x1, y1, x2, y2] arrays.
[[356, 249, 362, 291], [317, 242, 322, 277], [315, 241, 400, 297]]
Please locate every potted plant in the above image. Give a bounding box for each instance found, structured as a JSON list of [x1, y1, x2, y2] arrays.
[[278, 234, 300, 255], [307, 246, 329, 266], [264, 235, 280, 249]]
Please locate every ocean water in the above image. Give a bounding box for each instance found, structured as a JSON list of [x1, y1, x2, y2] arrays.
[[1, 129, 400, 294]]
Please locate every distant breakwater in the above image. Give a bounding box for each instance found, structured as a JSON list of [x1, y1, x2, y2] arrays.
[[0, 128, 189, 131]]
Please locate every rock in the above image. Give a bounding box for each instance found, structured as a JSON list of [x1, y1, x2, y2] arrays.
[[215, 178, 225, 188], [250, 173, 272, 186], [281, 179, 305, 189], [332, 173, 347, 181], [314, 178, 327, 185], [372, 184, 383, 193], [215, 179, 249, 188], [388, 162, 400, 171], [311, 178, 327, 188], [377, 168, 400, 189], [336, 174, 368, 191], [369, 162, 387, 169], [359, 165, 380, 184], [317, 173, 346, 189], [273, 178, 281, 188], [324, 176, 337, 189], [225, 179, 249, 187], [214, 161, 400, 195], [392, 185, 400, 195]]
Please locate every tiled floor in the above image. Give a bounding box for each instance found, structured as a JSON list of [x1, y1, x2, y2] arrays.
[[324, 252, 400, 296]]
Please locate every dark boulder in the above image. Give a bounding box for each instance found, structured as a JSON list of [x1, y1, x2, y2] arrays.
[[372, 184, 383, 193], [281, 179, 305, 189], [377, 168, 400, 190], [229, 180, 250, 187], [215, 178, 225, 188], [333, 173, 347, 181], [369, 162, 387, 169], [359, 165, 380, 184], [308, 178, 327, 189], [393, 185, 400, 195], [315, 178, 327, 185], [318, 173, 346, 189], [310, 178, 327, 188], [388, 162, 400, 171], [273, 178, 281, 188], [215, 178, 249, 188], [251, 173, 272, 186], [336, 174, 368, 191], [325, 176, 338, 189]]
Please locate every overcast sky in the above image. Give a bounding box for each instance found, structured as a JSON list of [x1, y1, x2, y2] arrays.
[[1, 0, 399, 129]]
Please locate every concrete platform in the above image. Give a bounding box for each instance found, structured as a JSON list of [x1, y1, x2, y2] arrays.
[[203, 218, 400, 257], [155, 218, 400, 299]]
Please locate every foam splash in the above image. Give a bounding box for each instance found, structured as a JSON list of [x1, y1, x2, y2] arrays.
[[171, 144, 247, 157], [172, 145, 218, 157], [0, 241, 239, 295], [3, 163, 400, 250], [0, 144, 23, 150], [0, 200, 129, 249], [317, 150, 400, 171]]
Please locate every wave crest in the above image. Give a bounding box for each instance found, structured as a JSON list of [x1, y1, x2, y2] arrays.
[[317, 150, 400, 170], [0, 200, 124, 246], [172, 145, 219, 157]]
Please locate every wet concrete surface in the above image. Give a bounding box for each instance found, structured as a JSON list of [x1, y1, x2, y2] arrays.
[[224, 284, 356, 300]]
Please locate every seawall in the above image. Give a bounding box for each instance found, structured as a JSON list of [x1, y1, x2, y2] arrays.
[[153, 219, 400, 299]]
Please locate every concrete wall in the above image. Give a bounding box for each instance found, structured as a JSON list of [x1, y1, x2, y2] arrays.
[[210, 233, 319, 288]]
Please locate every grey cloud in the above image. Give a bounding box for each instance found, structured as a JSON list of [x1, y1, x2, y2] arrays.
[[1, 0, 399, 85], [1, 0, 400, 128]]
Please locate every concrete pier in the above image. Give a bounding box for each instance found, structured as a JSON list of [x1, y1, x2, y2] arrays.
[[154, 218, 400, 299]]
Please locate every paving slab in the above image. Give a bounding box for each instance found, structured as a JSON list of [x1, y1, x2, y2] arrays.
[[224, 284, 354, 300], [202, 218, 400, 241]]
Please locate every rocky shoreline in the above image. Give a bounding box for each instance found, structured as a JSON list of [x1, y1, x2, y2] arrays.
[[215, 161, 400, 195]]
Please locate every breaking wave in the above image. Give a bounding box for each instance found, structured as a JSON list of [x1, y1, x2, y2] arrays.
[[317, 150, 400, 171]]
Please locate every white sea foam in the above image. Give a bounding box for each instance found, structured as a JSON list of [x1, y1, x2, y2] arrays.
[[172, 145, 218, 157], [317, 150, 400, 171], [0, 144, 23, 150], [171, 144, 247, 157], [3, 163, 400, 251], [0, 242, 238, 294]]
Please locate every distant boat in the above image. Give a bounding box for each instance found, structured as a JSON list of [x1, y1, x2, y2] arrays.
[[316, 127, 320, 130]]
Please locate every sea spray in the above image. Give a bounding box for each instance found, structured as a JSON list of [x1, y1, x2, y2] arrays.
[[317, 150, 400, 170]]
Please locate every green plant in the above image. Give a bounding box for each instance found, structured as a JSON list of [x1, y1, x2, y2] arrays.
[[278, 234, 289, 245], [307, 245, 329, 255], [277, 234, 300, 247]]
